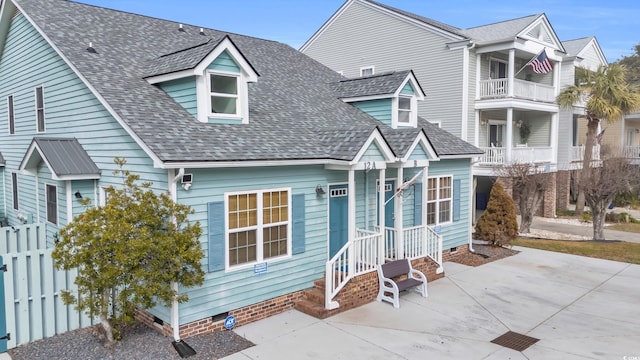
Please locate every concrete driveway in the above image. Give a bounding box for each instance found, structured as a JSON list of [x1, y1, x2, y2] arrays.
[[223, 247, 640, 360]]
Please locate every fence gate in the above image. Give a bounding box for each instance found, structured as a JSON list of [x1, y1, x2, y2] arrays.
[[0, 256, 6, 353], [1, 224, 95, 350]]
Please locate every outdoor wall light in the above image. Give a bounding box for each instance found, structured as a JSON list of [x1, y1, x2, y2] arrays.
[[315, 185, 326, 196], [74, 191, 82, 199], [480, 118, 488, 126]]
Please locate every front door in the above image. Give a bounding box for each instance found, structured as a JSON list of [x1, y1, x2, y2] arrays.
[[329, 184, 348, 259], [377, 180, 395, 227]]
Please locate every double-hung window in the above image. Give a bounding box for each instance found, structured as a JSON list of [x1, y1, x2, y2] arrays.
[[209, 73, 240, 116], [46, 184, 58, 225], [398, 95, 412, 125], [227, 189, 290, 268], [7, 95, 14, 135], [426, 176, 452, 225], [35, 86, 45, 132]]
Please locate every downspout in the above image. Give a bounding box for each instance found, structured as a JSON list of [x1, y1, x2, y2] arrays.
[[168, 168, 184, 341]]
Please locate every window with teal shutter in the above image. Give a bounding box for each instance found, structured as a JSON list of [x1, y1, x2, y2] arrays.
[[413, 184, 422, 226], [207, 201, 225, 272], [453, 179, 461, 221]]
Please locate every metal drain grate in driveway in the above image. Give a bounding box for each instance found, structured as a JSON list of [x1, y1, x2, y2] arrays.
[[491, 331, 539, 352]]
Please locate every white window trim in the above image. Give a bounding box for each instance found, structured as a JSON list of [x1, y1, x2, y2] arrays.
[[489, 58, 508, 79], [197, 69, 249, 124], [35, 85, 45, 133], [45, 183, 58, 225], [426, 175, 453, 226], [7, 95, 14, 135], [392, 95, 418, 128], [98, 186, 108, 207], [360, 66, 375, 77], [224, 187, 292, 271], [207, 70, 242, 118]]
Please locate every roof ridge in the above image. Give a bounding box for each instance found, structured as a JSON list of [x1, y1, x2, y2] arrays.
[[158, 38, 212, 58], [463, 13, 541, 31], [339, 70, 406, 82]]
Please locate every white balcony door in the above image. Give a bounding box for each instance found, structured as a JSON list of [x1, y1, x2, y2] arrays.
[[488, 121, 506, 147], [490, 59, 507, 79], [627, 128, 635, 146]]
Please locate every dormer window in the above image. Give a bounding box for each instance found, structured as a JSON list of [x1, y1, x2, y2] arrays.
[[210, 72, 240, 115], [398, 95, 412, 124]]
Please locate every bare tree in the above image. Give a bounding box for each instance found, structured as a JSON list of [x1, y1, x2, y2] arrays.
[[581, 154, 640, 240], [498, 162, 553, 233]]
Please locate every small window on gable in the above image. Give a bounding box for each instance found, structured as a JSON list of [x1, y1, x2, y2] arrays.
[[35, 86, 45, 132], [209, 72, 240, 116], [8, 95, 15, 135], [46, 184, 58, 225], [398, 96, 412, 124], [360, 66, 374, 77]]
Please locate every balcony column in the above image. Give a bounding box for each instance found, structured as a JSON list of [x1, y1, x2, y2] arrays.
[[506, 108, 514, 163], [551, 112, 559, 164], [508, 49, 515, 97], [348, 169, 356, 242], [396, 167, 404, 258], [378, 168, 386, 264]]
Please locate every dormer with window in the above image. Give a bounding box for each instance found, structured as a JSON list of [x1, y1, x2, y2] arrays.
[[334, 70, 425, 129], [145, 35, 258, 124]]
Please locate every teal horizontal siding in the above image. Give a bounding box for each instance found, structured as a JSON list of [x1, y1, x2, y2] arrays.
[[400, 82, 414, 95], [428, 159, 472, 250], [208, 51, 240, 73], [159, 77, 197, 118], [361, 142, 386, 162], [0, 13, 165, 229], [207, 117, 243, 124], [408, 144, 430, 161], [353, 99, 392, 127]]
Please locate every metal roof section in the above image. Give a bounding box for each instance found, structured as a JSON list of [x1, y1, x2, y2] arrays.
[[19, 138, 101, 180]]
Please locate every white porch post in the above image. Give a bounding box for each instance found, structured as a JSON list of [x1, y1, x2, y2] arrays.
[[422, 166, 428, 228], [551, 112, 559, 164], [66, 180, 73, 224], [474, 109, 480, 147], [507, 49, 515, 97], [348, 169, 356, 267], [378, 168, 386, 264], [506, 108, 514, 163], [395, 167, 404, 259]]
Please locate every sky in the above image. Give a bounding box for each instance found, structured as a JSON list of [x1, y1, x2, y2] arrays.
[[79, 0, 639, 62]]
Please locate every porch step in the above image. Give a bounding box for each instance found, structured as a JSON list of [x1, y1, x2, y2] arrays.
[[293, 298, 333, 319]]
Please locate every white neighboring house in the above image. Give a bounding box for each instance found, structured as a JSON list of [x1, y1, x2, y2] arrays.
[[301, 0, 608, 216]]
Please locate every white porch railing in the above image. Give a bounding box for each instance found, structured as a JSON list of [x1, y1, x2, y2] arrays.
[[478, 146, 553, 164], [325, 225, 443, 309], [325, 229, 383, 309], [623, 146, 640, 159], [478, 79, 555, 102], [570, 145, 602, 162]]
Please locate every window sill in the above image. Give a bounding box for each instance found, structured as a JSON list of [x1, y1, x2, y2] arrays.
[[225, 253, 292, 273]]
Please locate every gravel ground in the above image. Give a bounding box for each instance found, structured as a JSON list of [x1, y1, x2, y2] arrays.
[[8, 322, 254, 360]]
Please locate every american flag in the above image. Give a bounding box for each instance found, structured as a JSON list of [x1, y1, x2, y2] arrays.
[[529, 50, 553, 74]]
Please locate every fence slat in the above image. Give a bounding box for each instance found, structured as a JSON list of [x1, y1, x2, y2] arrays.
[[2, 254, 16, 349], [29, 251, 44, 341], [16, 252, 30, 346], [42, 250, 56, 338]]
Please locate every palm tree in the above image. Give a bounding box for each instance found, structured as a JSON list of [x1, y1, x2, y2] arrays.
[[557, 64, 640, 238]]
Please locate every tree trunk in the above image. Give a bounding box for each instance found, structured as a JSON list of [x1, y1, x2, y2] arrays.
[[576, 117, 600, 216], [591, 204, 606, 240], [101, 289, 115, 344]]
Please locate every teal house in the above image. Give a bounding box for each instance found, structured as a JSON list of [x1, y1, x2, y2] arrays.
[[0, 0, 481, 339]]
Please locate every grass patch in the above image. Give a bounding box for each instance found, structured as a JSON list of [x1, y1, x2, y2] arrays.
[[608, 223, 640, 233], [512, 238, 640, 264]]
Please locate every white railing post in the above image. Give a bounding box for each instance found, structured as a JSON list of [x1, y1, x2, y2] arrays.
[[396, 167, 403, 259], [378, 168, 385, 264]]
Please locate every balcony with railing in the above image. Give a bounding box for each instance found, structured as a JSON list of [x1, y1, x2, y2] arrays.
[[570, 144, 601, 163], [478, 146, 553, 165], [623, 146, 640, 159], [479, 78, 556, 103], [324, 225, 442, 310]]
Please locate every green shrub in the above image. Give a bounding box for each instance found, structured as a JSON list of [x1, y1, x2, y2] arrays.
[[475, 182, 518, 247]]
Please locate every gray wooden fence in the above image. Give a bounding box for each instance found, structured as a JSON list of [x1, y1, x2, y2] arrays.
[[1, 224, 95, 350]]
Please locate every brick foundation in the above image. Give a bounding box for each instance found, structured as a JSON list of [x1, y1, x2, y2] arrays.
[[556, 170, 571, 212], [543, 172, 557, 218], [136, 247, 472, 339], [135, 290, 305, 339]]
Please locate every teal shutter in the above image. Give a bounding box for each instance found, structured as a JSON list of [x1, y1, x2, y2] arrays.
[[292, 194, 306, 254], [208, 201, 225, 272], [413, 184, 422, 226], [453, 179, 461, 222]]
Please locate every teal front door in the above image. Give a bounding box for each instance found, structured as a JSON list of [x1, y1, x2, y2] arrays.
[[329, 184, 349, 259], [378, 180, 395, 227]]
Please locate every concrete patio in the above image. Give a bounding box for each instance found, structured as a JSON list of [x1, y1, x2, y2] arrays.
[[224, 247, 640, 360]]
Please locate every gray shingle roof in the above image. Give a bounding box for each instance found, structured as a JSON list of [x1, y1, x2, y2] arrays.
[[15, 0, 477, 164], [334, 71, 413, 99], [562, 37, 593, 57], [460, 14, 541, 44], [32, 138, 100, 177]]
